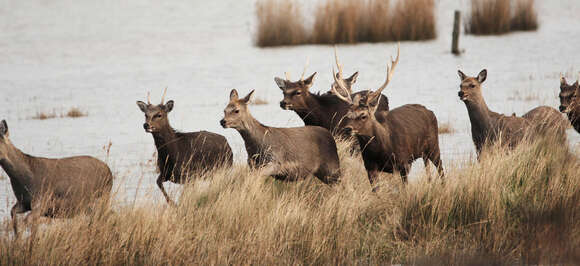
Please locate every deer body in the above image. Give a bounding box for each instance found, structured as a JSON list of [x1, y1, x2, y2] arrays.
[[137, 90, 233, 205], [221, 89, 340, 184], [0, 120, 113, 235]]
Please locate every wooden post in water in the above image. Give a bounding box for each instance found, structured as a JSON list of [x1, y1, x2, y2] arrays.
[[452, 10, 461, 55]]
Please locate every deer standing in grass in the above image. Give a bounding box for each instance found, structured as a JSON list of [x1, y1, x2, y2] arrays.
[[458, 69, 568, 158], [220, 89, 340, 183], [0, 120, 113, 236], [137, 89, 233, 206], [332, 46, 444, 187], [559, 76, 580, 133], [274, 51, 388, 135]]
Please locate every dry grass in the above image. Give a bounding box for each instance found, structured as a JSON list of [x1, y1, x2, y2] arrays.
[[256, 0, 436, 47], [255, 0, 309, 47], [32, 110, 57, 120], [64, 107, 87, 118], [1, 136, 579, 264], [466, 0, 538, 35], [30, 108, 88, 120], [438, 122, 455, 134]]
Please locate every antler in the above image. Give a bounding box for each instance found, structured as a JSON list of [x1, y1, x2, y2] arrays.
[[160, 87, 167, 104], [334, 46, 343, 79], [300, 58, 310, 81], [285, 72, 291, 80], [375, 42, 400, 96], [147, 91, 151, 104], [331, 67, 353, 104]]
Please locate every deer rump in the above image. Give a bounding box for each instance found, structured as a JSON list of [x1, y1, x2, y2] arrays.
[[12, 156, 113, 217], [246, 126, 340, 183], [358, 104, 439, 174], [156, 131, 233, 184]]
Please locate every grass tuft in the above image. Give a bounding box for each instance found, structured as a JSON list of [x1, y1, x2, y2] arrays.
[[466, 0, 538, 35]]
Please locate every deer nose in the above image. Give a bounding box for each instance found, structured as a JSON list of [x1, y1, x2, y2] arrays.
[[343, 127, 353, 135], [220, 119, 226, 128], [458, 91, 464, 98], [559, 105, 566, 112], [279, 101, 287, 109], [143, 123, 150, 130]]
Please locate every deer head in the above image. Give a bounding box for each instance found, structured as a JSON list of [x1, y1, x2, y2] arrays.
[[136, 88, 174, 133], [559, 76, 579, 113], [457, 69, 487, 103], [275, 72, 317, 111], [0, 120, 11, 159], [220, 89, 255, 130], [332, 44, 400, 136], [564, 79, 580, 113]]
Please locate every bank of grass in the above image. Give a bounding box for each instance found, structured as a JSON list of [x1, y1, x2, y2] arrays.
[[466, 0, 538, 35], [1, 136, 579, 264], [256, 0, 436, 47]]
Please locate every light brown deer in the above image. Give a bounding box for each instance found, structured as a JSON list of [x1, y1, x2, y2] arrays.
[[220, 89, 340, 183], [332, 46, 443, 187], [458, 69, 568, 158], [137, 89, 233, 206], [0, 120, 113, 236]]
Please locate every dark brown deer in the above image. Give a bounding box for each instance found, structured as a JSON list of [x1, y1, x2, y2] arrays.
[[274, 52, 388, 135], [559, 76, 580, 133], [220, 89, 340, 183], [137, 89, 233, 206], [458, 69, 568, 158], [332, 46, 444, 187], [0, 120, 113, 236]]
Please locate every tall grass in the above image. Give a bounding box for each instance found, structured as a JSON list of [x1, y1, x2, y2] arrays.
[[256, 0, 437, 47], [1, 136, 579, 264], [466, 0, 538, 35], [255, 0, 308, 47]]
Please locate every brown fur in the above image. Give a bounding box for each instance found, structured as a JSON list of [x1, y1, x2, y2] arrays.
[[221, 89, 340, 184], [458, 69, 568, 158], [275, 72, 389, 135], [137, 96, 233, 206], [0, 120, 113, 236], [343, 94, 443, 186], [559, 77, 580, 133]]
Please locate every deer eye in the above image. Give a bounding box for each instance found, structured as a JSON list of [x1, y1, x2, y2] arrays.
[[294, 91, 301, 96], [469, 84, 475, 88], [360, 115, 368, 120], [234, 109, 240, 114], [154, 114, 162, 119]]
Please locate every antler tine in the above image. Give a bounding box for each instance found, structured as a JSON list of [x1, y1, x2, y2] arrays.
[[147, 91, 151, 104], [160, 87, 167, 104], [300, 58, 310, 81], [331, 67, 353, 104], [285, 72, 291, 81], [375, 42, 400, 95], [334, 46, 343, 79]]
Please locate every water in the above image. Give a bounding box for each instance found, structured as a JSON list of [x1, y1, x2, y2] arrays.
[[0, 0, 579, 219]]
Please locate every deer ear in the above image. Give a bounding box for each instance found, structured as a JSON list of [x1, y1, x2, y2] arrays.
[[303, 72, 317, 87], [229, 89, 239, 101], [274, 77, 287, 90], [242, 89, 255, 103], [352, 94, 362, 107], [477, 69, 487, 83], [164, 100, 174, 113], [346, 71, 359, 85], [0, 120, 8, 137], [560, 76, 568, 87], [136, 101, 148, 113], [458, 70, 467, 81]]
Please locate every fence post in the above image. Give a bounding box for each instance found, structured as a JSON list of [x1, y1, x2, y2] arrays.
[[452, 10, 461, 55]]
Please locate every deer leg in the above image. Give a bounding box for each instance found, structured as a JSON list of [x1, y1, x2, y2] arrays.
[[10, 203, 27, 238], [157, 176, 176, 207], [367, 170, 382, 192], [399, 165, 410, 184]]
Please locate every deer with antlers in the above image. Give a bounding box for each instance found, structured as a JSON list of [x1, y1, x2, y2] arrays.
[[137, 88, 233, 206], [220, 89, 341, 184], [332, 44, 444, 187], [274, 50, 388, 136]]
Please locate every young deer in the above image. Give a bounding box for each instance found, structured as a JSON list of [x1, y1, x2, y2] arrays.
[[559, 76, 580, 133], [332, 46, 444, 186], [0, 120, 113, 236], [220, 89, 340, 183], [274, 53, 388, 135], [137, 89, 233, 206], [458, 69, 568, 157]]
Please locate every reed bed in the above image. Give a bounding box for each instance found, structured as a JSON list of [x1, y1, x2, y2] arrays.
[[466, 0, 538, 35], [1, 135, 579, 264], [256, 0, 436, 47]]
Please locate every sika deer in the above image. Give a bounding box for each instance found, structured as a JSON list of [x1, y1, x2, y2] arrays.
[[220, 89, 340, 184], [559, 76, 580, 133], [332, 45, 444, 187], [274, 53, 388, 135], [458, 69, 568, 158], [0, 120, 113, 236], [137, 89, 233, 206]]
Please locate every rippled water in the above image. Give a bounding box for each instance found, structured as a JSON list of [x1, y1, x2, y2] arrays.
[[1, 0, 579, 219]]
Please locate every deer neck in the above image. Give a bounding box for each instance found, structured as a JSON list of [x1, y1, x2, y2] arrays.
[[237, 116, 270, 151], [296, 94, 344, 128], [464, 96, 494, 134], [152, 124, 178, 152], [358, 120, 392, 154], [0, 142, 35, 188]]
